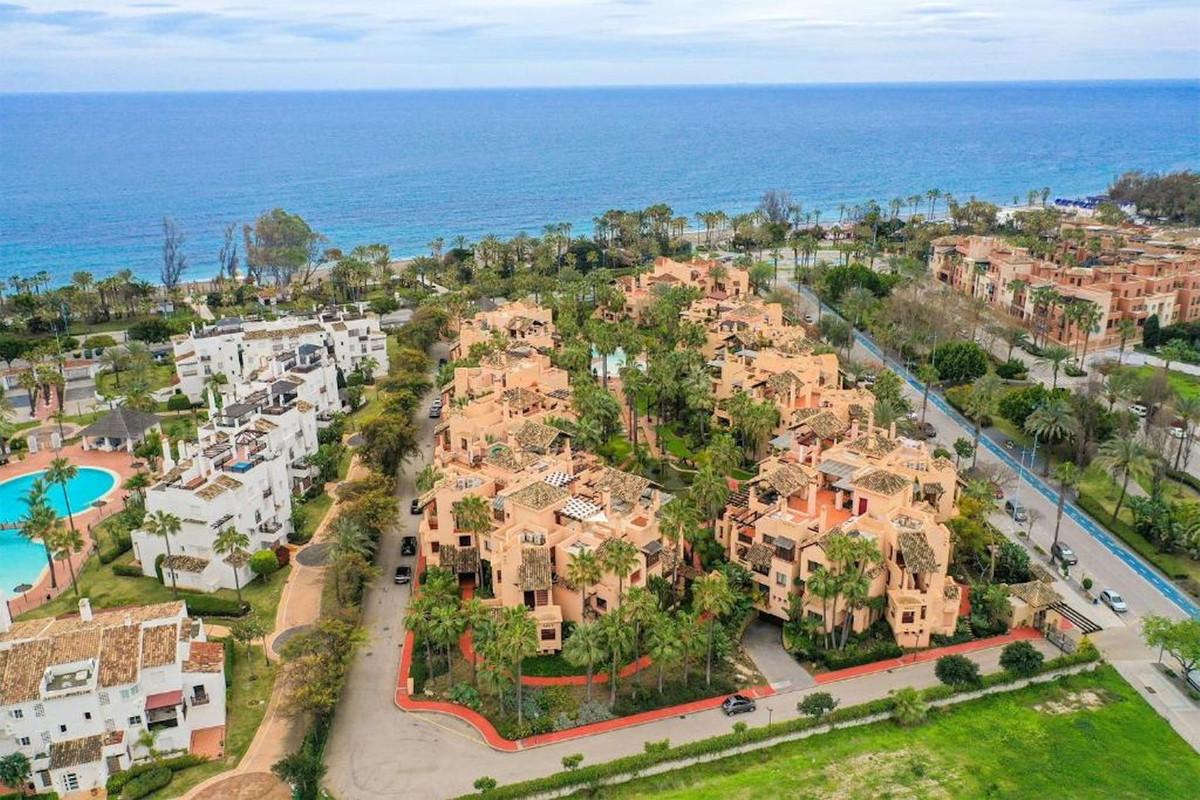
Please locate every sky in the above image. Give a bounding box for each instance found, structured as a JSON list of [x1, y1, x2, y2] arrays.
[[1, 0, 1197, 92]]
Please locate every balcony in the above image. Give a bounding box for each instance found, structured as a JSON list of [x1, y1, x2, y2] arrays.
[[190, 688, 210, 707], [259, 519, 282, 534]]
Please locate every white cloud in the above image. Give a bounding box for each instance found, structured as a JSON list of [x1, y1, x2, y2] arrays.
[[0, 0, 1194, 90]]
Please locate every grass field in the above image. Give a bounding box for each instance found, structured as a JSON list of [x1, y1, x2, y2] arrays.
[[1124, 365, 1200, 402], [579, 666, 1200, 799]]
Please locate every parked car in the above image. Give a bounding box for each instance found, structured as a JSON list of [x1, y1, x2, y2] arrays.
[[803, 313, 815, 324], [1170, 425, 1185, 440], [401, 536, 417, 556], [393, 565, 412, 585], [1051, 541, 1078, 566], [920, 422, 937, 439], [1004, 499, 1028, 522], [721, 694, 757, 716], [1099, 589, 1128, 613], [1187, 669, 1200, 693], [428, 406, 442, 418], [1130, 403, 1148, 418], [410, 498, 422, 515]]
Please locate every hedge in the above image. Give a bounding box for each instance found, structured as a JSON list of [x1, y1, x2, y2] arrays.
[[453, 647, 1101, 799], [1168, 469, 1200, 494], [112, 563, 145, 578], [1075, 491, 1196, 590], [106, 754, 206, 793], [820, 642, 903, 671], [99, 536, 134, 565], [120, 767, 172, 799], [181, 594, 249, 618]]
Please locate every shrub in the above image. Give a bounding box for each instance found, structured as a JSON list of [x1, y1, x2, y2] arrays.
[[931, 340, 988, 385], [995, 358, 1027, 380], [1082, 577, 1094, 592], [106, 755, 205, 794], [99, 535, 133, 564], [473, 777, 497, 794], [797, 691, 838, 720], [891, 687, 928, 727], [935, 654, 982, 688], [821, 642, 903, 671], [166, 393, 192, 413], [449, 683, 483, 712], [127, 318, 174, 343], [1063, 364, 1087, 378], [112, 563, 145, 578], [643, 739, 670, 754], [119, 767, 172, 798], [182, 594, 249, 617], [249, 549, 281, 578], [83, 334, 117, 351], [560, 753, 584, 771], [999, 640, 1045, 677]]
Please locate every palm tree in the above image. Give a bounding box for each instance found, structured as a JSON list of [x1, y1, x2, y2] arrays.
[[600, 538, 639, 609], [144, 510, 183, 597], [415, 464, 443, 494], [646, 614, 683, 694], [915, 364, 940, 426], [1171, 395, 1200, 470], [496, 606, 539, 726], [1037, 344, 1073, 391], [597, 610, 633, 708], [45, 457, 82, 556], [213, 526, 251, 605], [1116, 318, 1137, 364], [1094, 437, 1153, 522], [565, 549, 603, 619], [20, 480, 58, 589], [404, 594, 438, 681], [1051, 461, 1080, 555], [964, 373, 1001, 468], [622, 586, 658, 693], [562, 620, 606, 701], [1024, 397, 1080, 476], [657, 497, 697, 604], [806, 566, 839, 649], [692, 570, 734, 687], [430, 602, 465, 679], [689, 464, 729, 532], [47, 521, 84, 599], [460, 596, 489, 689], [122, 472, 151, 509]]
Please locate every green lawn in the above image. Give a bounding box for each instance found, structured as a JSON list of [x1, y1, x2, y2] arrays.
[[580, 666, 1200, 799], [1076, 466, 1200, 597], [19, 552, 290, 622], [95, 362, 176, 397], [1125, 365, 1200, 402], [150, 642, 277, 799], [294, 491, 335, 542]]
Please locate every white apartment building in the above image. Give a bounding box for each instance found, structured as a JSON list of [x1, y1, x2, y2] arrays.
[[0, 599, 225, 797], [132, 432, 293, 594], [172, 308, 388, 403]]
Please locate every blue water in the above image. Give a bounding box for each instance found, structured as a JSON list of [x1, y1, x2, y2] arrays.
[[1, 81, 1197, 284], [0, 467, 116, 598], [0, 467, 118, 525]]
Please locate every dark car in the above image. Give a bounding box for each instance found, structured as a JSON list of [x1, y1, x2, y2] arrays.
[[1051, 541, 1078, 566], [920, 422, 937, 439], [721, 694, 756, 716], [428, 406, 442, 419], [410, 499, 422, 515], [401, 536, 417, 556], [393, 565, 412, 585]]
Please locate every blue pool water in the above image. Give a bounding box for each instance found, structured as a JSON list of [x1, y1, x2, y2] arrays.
[[0, 468, 118, 526], [0, 468, 116, 598]]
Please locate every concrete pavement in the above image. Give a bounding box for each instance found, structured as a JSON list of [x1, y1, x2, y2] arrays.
[[741, 618, 814, 693]]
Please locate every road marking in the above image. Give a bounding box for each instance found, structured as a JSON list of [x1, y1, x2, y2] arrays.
[[796, 285, 1199, 618]]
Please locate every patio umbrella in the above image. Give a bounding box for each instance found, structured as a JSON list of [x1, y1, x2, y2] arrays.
[[13, 583, 33, 605]]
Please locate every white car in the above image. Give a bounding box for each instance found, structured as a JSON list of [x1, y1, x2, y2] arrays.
[[1099, 589, 1128, 613], [1129, 404, 1148, 418], [1170, 426, 1185, 439]]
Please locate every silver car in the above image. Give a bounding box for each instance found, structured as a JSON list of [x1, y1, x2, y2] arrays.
[[1099, 589, 1128, 613]]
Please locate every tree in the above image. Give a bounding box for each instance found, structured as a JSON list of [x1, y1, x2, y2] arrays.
[[46, 521, 83, 600], [692, 570, 734, 687], [657, 496, 697, 604], [599, 538, 639, 609], [891, 687, 927, 727], [999, 640, 1044, 677], [931, 340, 988, 385], [452, 495, 493, 540], [0, 752, 31, 797], [231, 613, 270, 664], [562, 621, 606, 701], [161, 216, 189, 289], [250, 549, 280, 579], [1144, 313, 1161, 348], [243, 208, 324, 287], [690, 464, 730, 531], [1142, 615, 1200, 677], [952, 437, 974, 469], [964, 373, 1001, 468], [18, 480, 57, 589], [45, 457, 83, 567], [622, 586, 659, 693], [473, 777, 498, 794], [565, 549, 603, 619], [646, 615, 683, 694], [214, 526, 251, 605], [1037, 345, 1074, 391], [1094, 437, 1153, 522], [935, 654, 982, 687], [597, 609, 633, 708], [1049, 461, 1080, 555], [430, 601, 466, 680], [272, 748, 327, 799], [1024, 397, 1080, 476], [359, 413, 419, 476], [916, 364, 940, 425], [143, 510, 183, 596], [495, 606, 539, 726], [797, 691, 838, 722], [1116, 318, 1138, 364]]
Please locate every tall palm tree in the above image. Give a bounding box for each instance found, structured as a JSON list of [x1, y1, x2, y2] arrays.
[[622, 586, 659, 693], [1038, 344, 1073, 390], [1051, 461, 1080, 555], [916, 363, 940, 426], [459, 596, 489, 689], [20, 479, 58, 589], [45, 457, 82, 556], [964, 373, 1001, 468], [213, 526, 251, 605], [144, 510, 183, 597], [496, 606, 538, 726], [1094, 437, 1153, 522], [561, 620, 605, 701], [1024, 397, 1080, 476], [1116, 318, 1137, 364], [597, 610, 633, 708], [565, 549, 603, 619], [646, 614, 683, 694], [692, 570, 734, 687], [806, 566, 839, 649], [599, 538, 639, 609], [47, 521, 84, 599], [689, 464, 729, 532], [657, 497, 697, 604], [430, 602, 465, 679]]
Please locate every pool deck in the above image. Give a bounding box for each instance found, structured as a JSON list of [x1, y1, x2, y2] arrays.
[[1, 445, 138, 617]]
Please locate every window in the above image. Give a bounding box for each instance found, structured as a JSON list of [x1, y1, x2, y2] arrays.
[[807, 560, 821, 573], [775, 572, 787, 587], [901, 611, 915, 624], [9, 709, 22, 719], [458, 535, 472, 547], [84, 712, 92, 721], [64, 773, 79, 792], [98, 691, 110, 706], [540, 628, 555, 642], [58, 725, 67, 734], [128, 715, 143, 727], [17, 737, 30, 747], [40, 731, 50, 746], [33, 703, 44, 718]]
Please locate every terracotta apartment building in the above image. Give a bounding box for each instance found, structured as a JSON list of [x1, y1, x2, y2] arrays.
[[611, 256, 752, 320], [450, 299, 557, 360], [931, 232, 1200, 352]]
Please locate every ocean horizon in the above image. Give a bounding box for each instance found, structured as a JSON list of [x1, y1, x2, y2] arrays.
[[1, 79, 1197, 285]]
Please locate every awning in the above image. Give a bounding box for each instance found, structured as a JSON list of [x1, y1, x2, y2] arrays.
[[641, 540, 663, 556], [543, 471, 572, 488], [769, 434, 792, 449], [818, 459, 858, 478], [145, 689, 183, 711], [774, 535, 796, 552], [561, 497, 603, 521]]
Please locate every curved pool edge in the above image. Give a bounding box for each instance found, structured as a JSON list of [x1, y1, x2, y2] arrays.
[[0, 465, 122, 524]]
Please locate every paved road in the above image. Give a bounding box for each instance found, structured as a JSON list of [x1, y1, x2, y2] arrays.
[[741, 618, 815, 693]]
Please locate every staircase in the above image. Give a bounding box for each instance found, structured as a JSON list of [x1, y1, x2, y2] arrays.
[[1051, 602, 1102, 634]]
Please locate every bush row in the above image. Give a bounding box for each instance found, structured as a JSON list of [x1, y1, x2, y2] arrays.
[[1168, 469, 1200, 494], [120, 767, 172, 799], [112, 563, 145, 578], [819, 641, 903, 671], [455, 648, 1101, 799], [106, 754, 206, 794], [99, 535, 133, 564], [182, 595, 250, 618], [1075, 492, 1194, 585]]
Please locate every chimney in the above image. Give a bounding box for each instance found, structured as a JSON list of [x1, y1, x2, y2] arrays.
[[161, 436, 175, 471], [849, 420, 860, 440], [79, 597, 93, 622], [818, 505, 829, 533], [123, 613, 132, 628], [807, 485, 818, 516], [0, 600, 11, 634], [889, 421, 897, 440]]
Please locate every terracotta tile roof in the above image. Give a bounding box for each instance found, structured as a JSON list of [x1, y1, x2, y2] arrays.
[[501, 387, 541, 408], [855, 469, 911, 496], [98, 626, 142, 688], [758, 463, 813, 497], [49, 734, 103, 770], [224, 550, 250, 568], [183, 641, 225, 673], [897, 529, 939, 573], [745, 542, 773, 570], [801, 410, 848, 440], [845, 432, 901, 458], [507, 480, 569, 511], [437, 544, 480, 574], [595, 467, 651, 505], [296, 399, 314, 412], [1008, 580, 1062, 608], [243, 323, 323, 341], [163, 554, 210, 573], [0, 640, 52, 703], [766, 370, 804, 394], [216, 475, 243, 490], [518, 547, 552, 590], [50, 629, 102, 666], [195, 481, 229, 500], [484, 444, 536, 472], [513, 420, 563, 451], [141, 624, 179, 668]]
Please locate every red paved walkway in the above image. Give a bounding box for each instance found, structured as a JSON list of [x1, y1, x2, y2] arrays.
[[812, 627, 1042, 685]]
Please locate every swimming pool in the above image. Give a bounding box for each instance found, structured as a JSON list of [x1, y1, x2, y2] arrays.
[[0, 467, 119, 526]]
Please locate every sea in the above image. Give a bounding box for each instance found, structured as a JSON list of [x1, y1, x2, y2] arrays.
[[1, 80, 1197, 285]]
